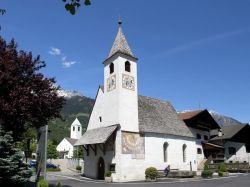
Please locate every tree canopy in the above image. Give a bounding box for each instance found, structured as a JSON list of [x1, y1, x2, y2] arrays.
[[63, 0, 91, 15], [0, 37, 65, 140]]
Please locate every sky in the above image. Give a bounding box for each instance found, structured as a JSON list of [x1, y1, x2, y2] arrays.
[[1, 0, 250, 123]]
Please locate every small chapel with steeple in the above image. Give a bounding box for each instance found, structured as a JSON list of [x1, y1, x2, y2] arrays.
[[75, 20, 198, 182]]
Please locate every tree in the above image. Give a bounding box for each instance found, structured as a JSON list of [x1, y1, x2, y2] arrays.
[[73, 145, 84, 159], [0, 37, 65, 140], [0, 127, 32, 186], [47, 140, 58, 160], [62, 0, 91, 15]]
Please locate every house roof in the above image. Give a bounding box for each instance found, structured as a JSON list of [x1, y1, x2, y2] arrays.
[[65, 137, 78, 146], [179, 110, 204, 120], [107, 21, 136, 59], [74, 125, 118, 145], [211, 124, 246, 140], [138, 95, 194, 138], [178, 110, 221, 131]]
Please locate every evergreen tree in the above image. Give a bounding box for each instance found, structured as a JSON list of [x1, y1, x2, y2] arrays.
[[0, 127, 32, 186], [47, 140, 58, 160]]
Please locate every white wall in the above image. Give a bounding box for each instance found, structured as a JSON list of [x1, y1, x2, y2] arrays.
[[224, 141, 249, 163], [84, 130, 197, 182], [189, 127, 210, 165], [56, 138, 74, 158]]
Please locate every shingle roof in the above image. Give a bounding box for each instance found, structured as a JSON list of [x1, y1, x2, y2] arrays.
[[211, 124, 246, 140], [74, 125, 118, 145], [65, 137, 78, 145], [179, 110, 204, 120], [107, 22, 135, 59], [138, 95, 194, 138]]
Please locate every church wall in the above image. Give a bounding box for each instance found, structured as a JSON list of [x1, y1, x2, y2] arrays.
[[112, 132, 197, 182], [56, 139, 74, 158], [87, 88, 106, 130], [188, 127, 210, 165], [117, 56, 139, 133], [224, 141, 249, 163]]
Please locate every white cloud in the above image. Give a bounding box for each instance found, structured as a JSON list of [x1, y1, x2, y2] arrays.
[[62, 60, 77, 68], [48, 47, 61, 56]]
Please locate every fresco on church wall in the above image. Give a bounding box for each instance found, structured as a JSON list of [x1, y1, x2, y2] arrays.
[[122, 132, 145, 159]]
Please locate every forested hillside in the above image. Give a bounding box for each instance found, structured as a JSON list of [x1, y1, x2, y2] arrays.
[[48, 95, 94, 144]]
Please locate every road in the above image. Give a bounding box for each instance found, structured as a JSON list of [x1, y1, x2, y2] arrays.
[[45, 172, 250, 187]]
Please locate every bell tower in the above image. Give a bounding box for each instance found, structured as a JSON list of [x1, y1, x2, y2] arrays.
[[103, 20, 139, 132], [70, 118, 82, 139]]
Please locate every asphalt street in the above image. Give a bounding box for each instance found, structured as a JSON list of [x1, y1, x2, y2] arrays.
[[45, 172, 250, 187]]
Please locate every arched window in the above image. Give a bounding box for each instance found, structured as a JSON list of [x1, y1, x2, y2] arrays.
[[182, 144, 187, 162], [197, 148, 202, 154], [196, 134, 201, 139], [109, 63, 114, 74], [78, 126, 80, 131], [73, 126, 75, 131], [125, 61, 131, 72], [163, 142, 169, 162], [204, 135, 208, 141]]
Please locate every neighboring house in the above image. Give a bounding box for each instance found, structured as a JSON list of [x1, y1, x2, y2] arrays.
[[75, 21, 197, 182], [210, 124, 250, 164], [57, 118, 82, 158], [179, 110, 223, 169]]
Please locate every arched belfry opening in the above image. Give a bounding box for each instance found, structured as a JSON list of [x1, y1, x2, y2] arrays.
[[97, 157, 105, 180], [125, 61, 131, 72], [110, 63, 114, 74]]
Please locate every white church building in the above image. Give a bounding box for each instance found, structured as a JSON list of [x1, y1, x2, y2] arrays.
[[57, 118, 82, 158], [75, 20, 199, 182]]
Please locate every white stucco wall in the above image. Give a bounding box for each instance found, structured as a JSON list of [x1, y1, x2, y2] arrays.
[[189, 127, 210, 165], [84, 130, 197, 182], [56, 138, 74, 158], [224, 141, 249, 163]]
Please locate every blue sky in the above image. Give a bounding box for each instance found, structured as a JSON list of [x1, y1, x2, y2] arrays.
[[1, 0, 250, 123]]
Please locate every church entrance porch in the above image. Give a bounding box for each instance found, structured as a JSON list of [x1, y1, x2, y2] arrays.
[[97, 157, 105, 180]]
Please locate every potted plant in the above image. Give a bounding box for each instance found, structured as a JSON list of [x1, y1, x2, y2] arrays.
[[201, 164, 213, 178], [145, 167, 158, 182], [76, 165, 82, 173], [218, 162, 229, 177], [105, 171, 112, 183]]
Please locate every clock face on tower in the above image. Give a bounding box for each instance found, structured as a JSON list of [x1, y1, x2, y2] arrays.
[[122, 74, 135, 91], [107, 75, 116, 92]]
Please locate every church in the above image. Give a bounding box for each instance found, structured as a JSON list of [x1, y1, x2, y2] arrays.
[[75, 20, 200, 182]]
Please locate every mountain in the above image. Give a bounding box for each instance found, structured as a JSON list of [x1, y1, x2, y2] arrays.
[[209, 111, 244, 127], [48, 92, 95, 144]]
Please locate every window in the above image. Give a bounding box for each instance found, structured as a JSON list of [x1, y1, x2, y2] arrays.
[[73, 126, 75, 131], [163, 142, 169, 162], [196, 134, 201, 139], [125, 61, 131, 72], [109, 63, 114, 74], [78, 126, 80, 131], [204, 135, 208, 141], [99, 116, 102, 122], [197, 148, 202, 154], [228, 147, 236, 155], [109, 164, 116, 172], [183, 144, 187, 162]]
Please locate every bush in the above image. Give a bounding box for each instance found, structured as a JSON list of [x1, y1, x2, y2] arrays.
[[145, 167, 158, 179], [47, 167, 61, 172], [105, 171, 112, 177], [218, 171, 223, 177], [218, 162, 227, 172], [56, 182, 62, 187], [37, 179, 48, 187], [201, 164, 213, 178], [76, 165, 82, 171]]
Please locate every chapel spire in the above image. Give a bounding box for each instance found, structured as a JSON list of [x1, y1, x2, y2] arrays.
[[107, 19, 135, 59]]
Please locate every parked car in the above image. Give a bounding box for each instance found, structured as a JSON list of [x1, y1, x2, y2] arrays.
[[28, 160, 58, 168]]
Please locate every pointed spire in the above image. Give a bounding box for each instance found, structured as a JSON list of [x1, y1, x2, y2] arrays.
[[107, 19, 135, 58]]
